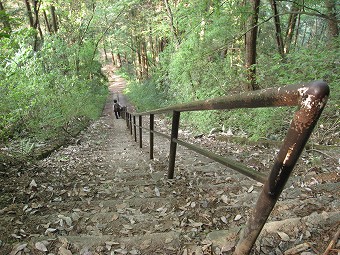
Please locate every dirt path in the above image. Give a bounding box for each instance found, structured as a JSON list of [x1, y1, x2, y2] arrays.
[[101, 64, 133, 113], [0, 62, 339, 254]]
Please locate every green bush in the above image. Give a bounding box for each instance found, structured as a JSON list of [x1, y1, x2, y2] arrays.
[[0, 33, 108, 142]]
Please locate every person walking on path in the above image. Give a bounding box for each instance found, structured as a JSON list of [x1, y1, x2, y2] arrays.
[[113, 99, 121, 119]]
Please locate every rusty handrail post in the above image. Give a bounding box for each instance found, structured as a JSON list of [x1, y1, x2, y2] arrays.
[[133, 116, 137, 142], [150, 114, 154, 159], [234, 81, 330, 254], [127, 113, 129, 128], [126, 112, 129, 127], [129, 114, 133, 135], [168, 111, 180, 179], [139, 116, 142, 148]]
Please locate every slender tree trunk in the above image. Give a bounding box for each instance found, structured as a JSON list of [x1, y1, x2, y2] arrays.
[[284, 2, 300, 54], [293, 11, 302, 48], [245, 0, 260, 91], [25, 0, 43, 51], [137, 40, 143, 79], [50, 5, 58, 32], [325, 0, 339, 41], [0, 1, 12, 35], [24, 0, 34, 27], [117, 53, 122, 67], [269, 0, 284, 58], [32, 0, 43, 51], [141, 41, 148, 78], [43, 10, 52, 33], [103, 43, 108, 61], [111, 51, 116, 66], [159, 37, 166, 53], [163, 0, 180, 48]]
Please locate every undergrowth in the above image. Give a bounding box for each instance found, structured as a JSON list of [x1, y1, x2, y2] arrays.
[[0, 31, 108, 147]]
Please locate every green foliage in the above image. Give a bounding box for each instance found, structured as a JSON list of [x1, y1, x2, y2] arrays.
[[0, 32, 108, 142], [123, 71, 169, 112]]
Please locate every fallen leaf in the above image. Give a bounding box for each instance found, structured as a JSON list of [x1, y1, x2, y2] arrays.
[[277, 231, 290, 241], [154, 187, 160, 197], [140, 239, 151, 249], [11, 234, 22, 239], [111, 213, 119, 220], [45, 228, 57, 234], [30, 179, 37, 188], [114, 248, 128, 254], [58, 215, 72, 226], [234, 214, 242, 221], [247, 186, 254, 193], [10, 243, 27, 255], [130, 249, 139, 255], [221, 216, 228, 224], [71, 212, 80, 221], [59, 246, 72, 255], [35, 241, 48, 252], [284, 243, 310, 255], [220, 195, 228, 204], [165, 237, 173, 244]]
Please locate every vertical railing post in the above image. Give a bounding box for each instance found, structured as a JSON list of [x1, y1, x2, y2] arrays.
[[150, 114, 154, 160], [168, 111, 180, 179], [139, 116, 142, 148], [126, 112, 129, 127], [234, 81, 329, 254], [129, 114, 132, 135], [133, 116, 137, 141]]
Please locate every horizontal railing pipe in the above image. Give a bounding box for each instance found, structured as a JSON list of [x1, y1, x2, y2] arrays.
[[132, 83, 320, 116], [173, 138, 267, 184]]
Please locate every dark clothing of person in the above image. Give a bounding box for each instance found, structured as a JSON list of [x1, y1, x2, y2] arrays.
[[113, 102, 121, 119]]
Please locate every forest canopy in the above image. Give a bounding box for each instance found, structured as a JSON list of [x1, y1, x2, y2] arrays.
[[0, 0, 339, 159]]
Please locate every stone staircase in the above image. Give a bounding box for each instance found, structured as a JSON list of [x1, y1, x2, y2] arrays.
[[0, 94, 339, 255]]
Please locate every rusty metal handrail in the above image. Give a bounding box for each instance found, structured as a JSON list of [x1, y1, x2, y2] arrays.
[[123, 81, 329, 254]]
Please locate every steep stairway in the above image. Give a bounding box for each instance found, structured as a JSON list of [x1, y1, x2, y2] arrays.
[[1, 72, 339, 254]]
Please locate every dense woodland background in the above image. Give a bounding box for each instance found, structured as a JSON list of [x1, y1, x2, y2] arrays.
[[0, 0, 339, 161]]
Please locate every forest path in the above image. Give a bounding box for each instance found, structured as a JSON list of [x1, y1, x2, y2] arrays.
[[0, 61, 339, 254]]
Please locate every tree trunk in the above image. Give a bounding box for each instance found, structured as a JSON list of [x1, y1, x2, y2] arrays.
[[163, 0, 180, 48], [24, 0, 34, 27], [269, 0, 284, 58], [325, 0, 339, 41], [32, 0, 43, 51], [117, 53, 122, 67], [141, 41, 148, 78], [0, 1, 12, 35], [103, 43, 108, 61], [111, 51, 115, 65], [245, 0, 260, 91], [293, 8, 302, 49], [43, 10, 51, 33], [50, 5, 58, 33], [137, 41, 143, 79], [284, 2, 299, 54]]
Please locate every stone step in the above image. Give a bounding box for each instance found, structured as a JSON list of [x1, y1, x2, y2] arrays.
[[30, 231, 181, 254]]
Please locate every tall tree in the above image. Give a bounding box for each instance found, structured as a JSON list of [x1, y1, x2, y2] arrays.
[[0, 0, 11, 36], [325, 0, 339, 40], [270, 0, 284, 58], [50, 5, 58, 33], [245, 0, 260, 90], [43, 10, 51, 34], [284, 1, 300, 54], [24, 0, 34, 27], [164, 0, 180, 48]]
